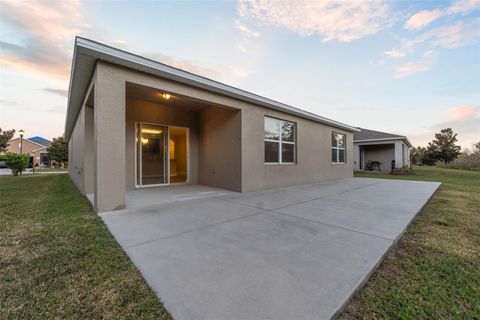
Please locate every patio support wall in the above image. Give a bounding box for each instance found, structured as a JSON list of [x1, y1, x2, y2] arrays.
[[353, 143, 360, 170], [68, 104, 86, 193], [93, 62, 126, 212], [84, 105, 94, 194], [394, 141, 403, 168]]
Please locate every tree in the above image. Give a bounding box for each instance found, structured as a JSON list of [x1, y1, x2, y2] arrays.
[[427, 128, 461, 165], [47, 135, 68, 167], [0, 128, 15, 152], [474, 141, 480, 152], [410, 146, 426, 164], [422, 144, 437, 165], [0, 152, 29, 175]]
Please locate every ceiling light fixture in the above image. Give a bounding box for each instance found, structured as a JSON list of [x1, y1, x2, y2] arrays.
[[142, 128, 163, 134], [162, 93, 171, 100]]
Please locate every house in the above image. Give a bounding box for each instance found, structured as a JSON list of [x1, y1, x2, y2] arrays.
[[65, 37, 359, 212], [5, 136, 52, 167], [353, 128, 411, 173]]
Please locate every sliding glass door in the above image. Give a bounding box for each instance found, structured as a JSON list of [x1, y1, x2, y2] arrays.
[[136, 123, 168, 186]]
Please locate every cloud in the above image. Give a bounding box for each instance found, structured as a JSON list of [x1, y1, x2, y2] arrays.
[[410, 104, 479, 148], [0, 99, 18, 106], [428, 20, 480, 48], [432, 115, 480, 132], [238, 0, 392, 42], [0, 0, 90, 82], [411, 20, 480, 49], [235, 20, 261, 38], [385, 18, 480, 61], [394, 61, 432, 78], [236, 42, 247, 53], [42, 88, 68, 97], [404, 9, 443, 31], [432, 104, 480, 144], [445, 105, 479, 120], [384, 49, 407, 58], [448, 0, 480, 14], [404, 0, 480, 31], [394, 50, 437, 78]]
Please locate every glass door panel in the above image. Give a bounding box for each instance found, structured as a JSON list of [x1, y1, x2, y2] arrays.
[[137, 123, 168, 186]]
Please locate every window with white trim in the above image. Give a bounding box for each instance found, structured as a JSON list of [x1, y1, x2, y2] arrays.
[[331, 132, 346, 164], [264, 116, 296, 164]]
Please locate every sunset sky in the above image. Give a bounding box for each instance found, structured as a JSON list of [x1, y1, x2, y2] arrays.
[[0, 0, 479, 148]]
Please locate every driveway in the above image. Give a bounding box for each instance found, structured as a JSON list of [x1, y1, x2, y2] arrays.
[[100, 178, 440, 320]]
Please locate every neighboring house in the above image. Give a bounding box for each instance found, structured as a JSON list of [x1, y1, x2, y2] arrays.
[[5, 136, 52, 167], [353, 128, 411, 173], [65, 37, 359, 212]]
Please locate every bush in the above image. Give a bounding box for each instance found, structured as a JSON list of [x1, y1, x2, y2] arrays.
[[390, 167, 414, 175], [439, 142, 480, 171], [0, 152, 29, 176]]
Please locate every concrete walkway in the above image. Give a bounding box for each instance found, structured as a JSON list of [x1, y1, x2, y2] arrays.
[[100, 178, 440, 320]]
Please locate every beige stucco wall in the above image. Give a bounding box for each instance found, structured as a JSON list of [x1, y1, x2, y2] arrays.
[[241, 107, 353, 192], [93, 63, 126, 212], [198, 106, 242, 191], [68, 104, 86, 193], [74, 61, 355, 211], [363, 144, 395, 172], [84, 105, 94, 194], [125, 98, 200, 190]]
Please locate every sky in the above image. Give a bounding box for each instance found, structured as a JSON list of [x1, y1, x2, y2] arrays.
[[0, 0, 479, 149]]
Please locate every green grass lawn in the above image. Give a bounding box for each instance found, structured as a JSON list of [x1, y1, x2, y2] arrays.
[[0, 174, 171, 319], [341, 166, 480, 319], [1, 167, 478, 319]]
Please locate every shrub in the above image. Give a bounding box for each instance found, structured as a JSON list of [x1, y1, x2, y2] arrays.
[[390, 167, 413, 175], [0, 152, 29, 176], [439, 142, 480, 171]]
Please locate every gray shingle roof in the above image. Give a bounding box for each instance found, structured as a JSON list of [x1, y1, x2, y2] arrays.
[[353, 128, 405, 141]]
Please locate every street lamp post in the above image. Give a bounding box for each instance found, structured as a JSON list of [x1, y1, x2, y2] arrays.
[[18, 129, 27, 175], [19, 129, 24, 154]]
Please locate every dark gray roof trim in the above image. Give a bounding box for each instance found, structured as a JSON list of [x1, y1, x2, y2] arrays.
[[65, 37, 359, 140], [354, 128, 412, 147]]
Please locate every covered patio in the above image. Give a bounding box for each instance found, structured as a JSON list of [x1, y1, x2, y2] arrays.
[[70, 62, 242, 212], [353, 128, 412, 173]]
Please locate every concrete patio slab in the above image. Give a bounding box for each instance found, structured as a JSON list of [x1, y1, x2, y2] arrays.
[[125, 184, 235, 209], [101, 197, 265, 248], [125, 212, 392, 320], [100, 178, 440, 320]]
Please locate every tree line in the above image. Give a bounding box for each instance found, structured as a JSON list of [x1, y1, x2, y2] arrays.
[[410, 128, 479, 169]]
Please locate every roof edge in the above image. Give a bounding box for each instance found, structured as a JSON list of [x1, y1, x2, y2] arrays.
[[354, 137, 412, 147], [67, 37, 359, 137], [8, 137, 46, 148]]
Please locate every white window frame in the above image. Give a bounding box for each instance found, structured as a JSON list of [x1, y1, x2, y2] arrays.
[[331, 132, 346, 164], [264, 116, 296, 164]]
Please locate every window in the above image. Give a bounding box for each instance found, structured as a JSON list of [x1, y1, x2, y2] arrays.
[[331, 132, 346, 164], [264, 117, 296, 164]]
